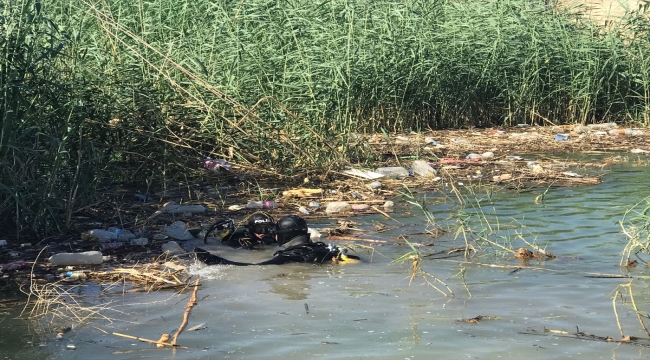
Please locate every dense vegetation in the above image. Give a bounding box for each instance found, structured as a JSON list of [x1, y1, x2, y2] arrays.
[[1, 0, 650, 237]]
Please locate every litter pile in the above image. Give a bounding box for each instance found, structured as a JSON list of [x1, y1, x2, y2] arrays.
[[2, 124, 649, 290]]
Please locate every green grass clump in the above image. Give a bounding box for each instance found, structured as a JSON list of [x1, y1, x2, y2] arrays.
[[620, 196, 650, 267], [2, 0, 650, 236]]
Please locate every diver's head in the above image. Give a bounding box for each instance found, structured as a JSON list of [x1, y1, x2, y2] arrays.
[[275, 215, 308, 245], [248, 213, 275, 239]]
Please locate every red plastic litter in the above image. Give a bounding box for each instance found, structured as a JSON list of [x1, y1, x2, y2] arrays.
[[1, 260, 28, 272]]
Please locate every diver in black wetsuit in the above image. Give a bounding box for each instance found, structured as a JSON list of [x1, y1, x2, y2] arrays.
[[194, 215, 358, 266], [203, 213, 276, 249]]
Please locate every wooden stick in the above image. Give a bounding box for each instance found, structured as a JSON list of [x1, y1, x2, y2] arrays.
[[112, 332, 186, 348], [370, 205, 392, 219], [327, 236, 386, 243], [584, 273, 632, 278], [613, 291, 625, 338], [171, 279, 200, 346]]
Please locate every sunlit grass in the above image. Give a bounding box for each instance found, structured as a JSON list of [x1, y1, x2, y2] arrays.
[[3, 0, 650, 235]]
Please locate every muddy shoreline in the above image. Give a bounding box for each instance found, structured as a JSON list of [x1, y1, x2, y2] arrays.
[[1, 124, 648, 297]]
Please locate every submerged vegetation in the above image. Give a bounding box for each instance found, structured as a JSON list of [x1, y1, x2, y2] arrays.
[[2, 0, 650, 235]]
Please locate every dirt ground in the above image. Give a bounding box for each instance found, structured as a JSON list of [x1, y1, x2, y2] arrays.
[[557, 0, 646, 25], [1, 123, 649, 300]]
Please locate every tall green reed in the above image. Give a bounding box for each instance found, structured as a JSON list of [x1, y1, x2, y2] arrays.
[[68, 0, 650, 131], [3, 0, 650, 237], [1, 0, 92, 237]]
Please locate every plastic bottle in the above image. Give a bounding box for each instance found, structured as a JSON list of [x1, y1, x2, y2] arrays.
[[245, 201, 282, 209], [130, 238, 149, 246], [375, 167, 410, 179], [325, 201, 352, 215], [572, 125, 589, 134], [625, 129, 645, 136], [65, 271, 88, 280], [49, 251, 103, 266], [98, 242, 124, 251], [307, 227, 322, 240], [481, 152, 494, 159], [368, 181, 382, 189], [351, 204, 370, 212], [588, 122, 617, 130], [411, 160, 437, 178], [87, 228, 135, 242]]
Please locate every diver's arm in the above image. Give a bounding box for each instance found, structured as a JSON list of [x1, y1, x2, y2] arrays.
[[194, 247, 293, 266]]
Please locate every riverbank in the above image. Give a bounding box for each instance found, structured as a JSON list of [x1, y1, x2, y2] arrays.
[[2, 124, 649, 297]]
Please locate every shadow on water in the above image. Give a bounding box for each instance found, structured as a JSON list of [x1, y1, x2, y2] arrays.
[[5, 156, 650, 359], [0, 305, 51, 360]]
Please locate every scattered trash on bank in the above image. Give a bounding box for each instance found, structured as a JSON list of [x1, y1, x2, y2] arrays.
[[83, 228, 136, 243], [282, 188, 323, 197], [1, 260, 28, 272], [375, 166, 411, 179], [246, 200, 282, 209], [148, 202, 208, 220], [49, 251, 104, 266], [203, 157, 233, 173], [341, 169, 385, 179], [0, 125, 631, 292], [411, 160, 437, 177], [325, 201, 352, 215], [631, 148, 650, 154], [164, 221, 198, 241], [608, 129, 645, 136]]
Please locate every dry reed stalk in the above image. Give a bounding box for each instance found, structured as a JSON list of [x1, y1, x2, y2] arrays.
[[113, 332, 186, 348], [439, 259, 562, 273], [613, 291, 625, 338], [620, 284, 650, 337], [408, 257, 454, 298], [171, 279, 201, 345], [454, 267, 472, 299], [327, 236, 386, 243], [370, 205, 397, 221]]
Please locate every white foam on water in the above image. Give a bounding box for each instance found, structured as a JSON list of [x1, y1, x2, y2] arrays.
[[188, 260, 227, 280]]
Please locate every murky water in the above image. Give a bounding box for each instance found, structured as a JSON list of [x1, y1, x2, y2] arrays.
[[4, 157, 650, 359]]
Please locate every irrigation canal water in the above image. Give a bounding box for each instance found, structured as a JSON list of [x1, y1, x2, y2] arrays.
[[3, 154, 650, 359]]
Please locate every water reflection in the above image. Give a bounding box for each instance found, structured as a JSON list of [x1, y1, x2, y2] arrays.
[[0, 306, 50, 360], [265, 272, 312, 301], [5, 158, 650, 360]]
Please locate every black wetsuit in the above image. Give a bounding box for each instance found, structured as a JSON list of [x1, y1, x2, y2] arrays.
[[220, 229, 276, 249], [194, 234, 339, 266]]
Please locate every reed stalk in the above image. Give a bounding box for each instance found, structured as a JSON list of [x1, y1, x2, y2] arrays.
[[3, 0, 650, 236]]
